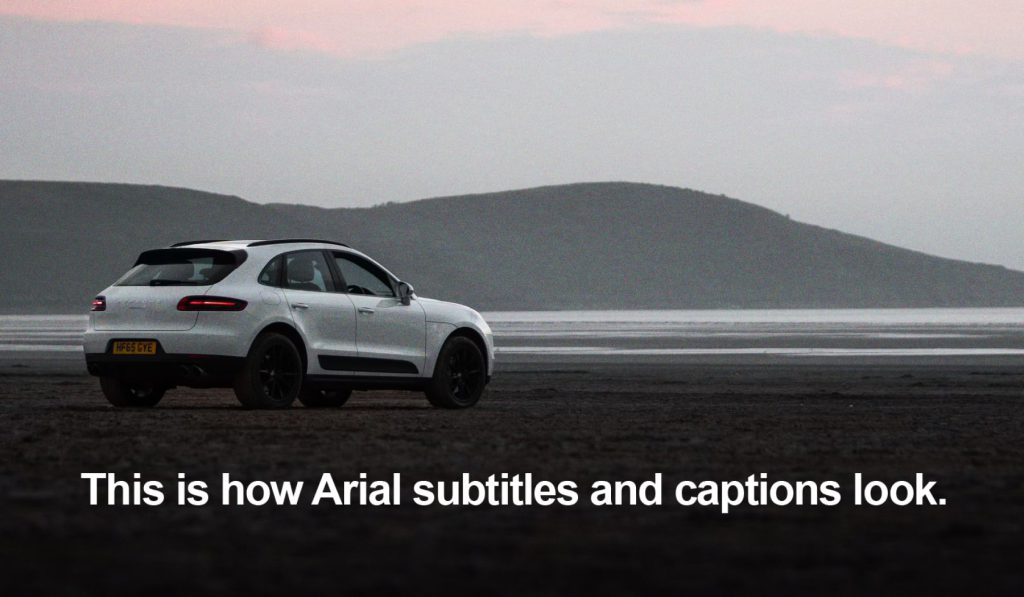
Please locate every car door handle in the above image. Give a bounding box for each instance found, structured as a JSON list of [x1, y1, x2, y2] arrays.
[[291, 303, 310, 310], [357, 307, 375, 315]]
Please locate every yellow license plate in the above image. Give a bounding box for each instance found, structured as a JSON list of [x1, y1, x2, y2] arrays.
[[112, 340, 157, 355]]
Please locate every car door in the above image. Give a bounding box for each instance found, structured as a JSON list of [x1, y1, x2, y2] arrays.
[[330, 251, 426, 376], [278, 250, 358, 375]]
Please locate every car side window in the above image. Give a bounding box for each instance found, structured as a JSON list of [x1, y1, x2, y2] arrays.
[[333, 253, 395, 297], [284, 251, 331, 292], [258, 256, 282, 287]]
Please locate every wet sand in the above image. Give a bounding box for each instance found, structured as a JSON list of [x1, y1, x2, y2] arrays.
[[2, 362, 1023, 595]]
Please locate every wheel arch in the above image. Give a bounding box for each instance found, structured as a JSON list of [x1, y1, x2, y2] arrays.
[[445, 326, 489, 374], [253, 322, 309, 372]]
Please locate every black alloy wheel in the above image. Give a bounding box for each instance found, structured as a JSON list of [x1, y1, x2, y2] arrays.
[[234, 333, 303, 409], [259, 344, 300, 402], [425, 336, 486, 408]]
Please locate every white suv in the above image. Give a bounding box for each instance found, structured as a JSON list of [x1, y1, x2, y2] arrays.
[[84, 240, 494, 409]]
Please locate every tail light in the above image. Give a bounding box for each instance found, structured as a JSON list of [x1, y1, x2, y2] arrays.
[[91, 296, 106, 312], [177, 296, 248, 311]]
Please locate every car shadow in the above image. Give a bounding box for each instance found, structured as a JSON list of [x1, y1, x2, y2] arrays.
[[63, 404, 433, 412]]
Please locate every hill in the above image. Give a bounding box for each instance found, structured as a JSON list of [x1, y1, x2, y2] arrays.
[[2, 180, 1023, 312]]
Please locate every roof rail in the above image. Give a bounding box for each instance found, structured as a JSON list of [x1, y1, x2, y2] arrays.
[[170, 239, 228, 247], [247, 239, 350, 248]]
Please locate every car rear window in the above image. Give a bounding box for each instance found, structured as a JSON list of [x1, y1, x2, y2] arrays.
[[117, 249, 247, 287]]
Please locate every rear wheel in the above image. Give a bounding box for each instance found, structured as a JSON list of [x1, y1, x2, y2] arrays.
[[425, 336, 486, 409], [233, 333, 303, 409], [299, 387, 352, 408], [100, 377, 165, 407]]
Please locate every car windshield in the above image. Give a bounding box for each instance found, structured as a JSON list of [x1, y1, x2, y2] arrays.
[[117, 249, 244, 287]]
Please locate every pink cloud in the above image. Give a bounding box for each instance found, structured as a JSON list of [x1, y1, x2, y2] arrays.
[[1, 1, 1022, 60], [647, 0, 1024, 60]]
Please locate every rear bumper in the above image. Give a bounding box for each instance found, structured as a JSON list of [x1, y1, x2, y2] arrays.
[[83, 322, 252, 387], [83, 327, 249, 358], [85, 353, 244, 388]]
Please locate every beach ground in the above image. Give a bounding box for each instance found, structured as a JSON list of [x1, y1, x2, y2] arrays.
[[2, 362, 1023, 595]]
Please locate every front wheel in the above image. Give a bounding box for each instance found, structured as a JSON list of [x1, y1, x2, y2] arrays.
[[425, 336, 487, 409], [100, 377, 165, 407], [233, 333, 303, 409]]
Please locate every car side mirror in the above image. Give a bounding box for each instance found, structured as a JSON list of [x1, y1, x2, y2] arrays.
[[397, 281, 415, 305]]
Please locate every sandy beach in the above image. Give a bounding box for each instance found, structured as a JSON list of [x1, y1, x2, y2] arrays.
[[2, 361, 1023, 594]]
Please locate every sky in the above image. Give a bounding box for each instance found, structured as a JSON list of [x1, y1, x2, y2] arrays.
[[1, 1, 1023, 269]]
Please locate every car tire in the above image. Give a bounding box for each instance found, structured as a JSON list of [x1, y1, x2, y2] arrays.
[[233, 333, 303, 409], [425, 336, 486, 409], [100, 377, 165, 407], [299, 387, 352, 408]]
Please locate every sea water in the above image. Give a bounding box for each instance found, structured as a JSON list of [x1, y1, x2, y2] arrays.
[[2, 309, 1024, 359]]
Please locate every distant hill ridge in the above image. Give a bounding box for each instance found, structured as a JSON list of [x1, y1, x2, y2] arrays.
[[2, 180, 1023, 312]]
